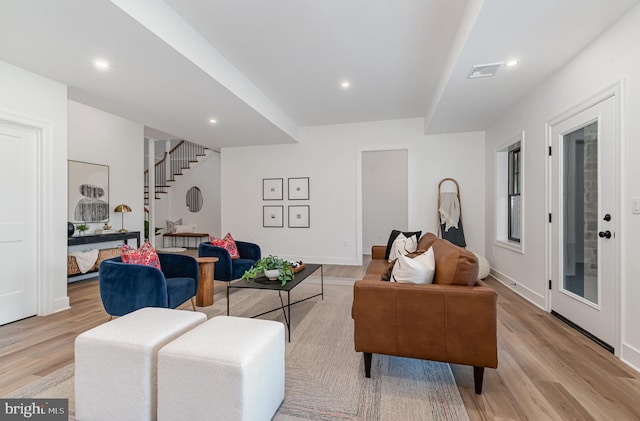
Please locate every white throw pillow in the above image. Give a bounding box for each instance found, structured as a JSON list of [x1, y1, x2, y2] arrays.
[[412, 247, 435, 284], [174, 224, 195, 233], [388, 233, 418, 262], [391, 254, 430, 284]]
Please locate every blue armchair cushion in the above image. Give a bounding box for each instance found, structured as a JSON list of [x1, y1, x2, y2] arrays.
[[166, 277, 198, 308], [199, 240, 261, 281], [99, 253, 198, 317]]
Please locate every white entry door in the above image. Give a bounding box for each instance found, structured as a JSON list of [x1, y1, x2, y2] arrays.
[[0, 120, 37, 325], [549, 95, 617, 350]]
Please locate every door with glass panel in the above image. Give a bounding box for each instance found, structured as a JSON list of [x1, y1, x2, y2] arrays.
[[549, 96, 616, 351]]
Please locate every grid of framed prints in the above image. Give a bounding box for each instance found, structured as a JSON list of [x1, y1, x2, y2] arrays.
[[262, 177, 310, 228]]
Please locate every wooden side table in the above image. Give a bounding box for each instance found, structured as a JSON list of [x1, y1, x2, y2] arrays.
[[195, 257, 218, 307]]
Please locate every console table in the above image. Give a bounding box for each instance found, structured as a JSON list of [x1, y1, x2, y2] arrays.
[[68, 231, 141, 248], [162, 233, 209, 248], [67, 231, 141, 280]]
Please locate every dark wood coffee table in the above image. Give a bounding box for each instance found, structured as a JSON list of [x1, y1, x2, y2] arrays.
[[228, 263, 323, 342]]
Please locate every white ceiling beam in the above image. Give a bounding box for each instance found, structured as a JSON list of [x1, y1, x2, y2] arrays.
[[110, 0, 300, 142], [423, 0, 485, 134]]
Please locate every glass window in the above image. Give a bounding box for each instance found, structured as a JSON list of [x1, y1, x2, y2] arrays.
[[508, 144, 521, 242], [495, 134, 524, 253]]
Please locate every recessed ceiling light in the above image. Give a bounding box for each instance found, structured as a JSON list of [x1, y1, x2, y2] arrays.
[[94, 59, 110, 70], [209, 118, 217, 124], [506, 59, 519, 67], [340, 81, 350, 89]]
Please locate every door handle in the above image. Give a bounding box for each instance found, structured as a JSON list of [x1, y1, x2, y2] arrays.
[[598, 230, 612, 239], [603, 214, 611, 221]]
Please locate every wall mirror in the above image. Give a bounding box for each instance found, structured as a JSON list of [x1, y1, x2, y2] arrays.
[[186, 186, 203, 212]]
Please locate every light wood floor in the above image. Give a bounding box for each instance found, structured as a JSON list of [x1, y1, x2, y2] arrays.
[[1, 260, 639, 420]]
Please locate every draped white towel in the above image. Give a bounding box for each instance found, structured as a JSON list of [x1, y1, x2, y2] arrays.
[[69, 249, 99, 273], [438, 192, 460, 232]]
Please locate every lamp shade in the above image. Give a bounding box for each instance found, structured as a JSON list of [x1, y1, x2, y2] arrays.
[[114, 204, 132, 213], [114, 204, 132, 233]]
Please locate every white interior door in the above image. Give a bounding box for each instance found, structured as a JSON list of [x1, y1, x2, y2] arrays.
[[0, 121, 37, 325], [549, 96, 616, 350]]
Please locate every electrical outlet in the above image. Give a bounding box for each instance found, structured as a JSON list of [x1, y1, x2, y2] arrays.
[[633, 197, 640, 214]]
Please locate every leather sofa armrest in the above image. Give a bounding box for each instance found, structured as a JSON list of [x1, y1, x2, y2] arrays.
[[352, 279, 498, 368], [371, 245, 387, 260]]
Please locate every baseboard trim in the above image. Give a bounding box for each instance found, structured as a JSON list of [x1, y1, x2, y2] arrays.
[[278, 255, 362, 266], [621, 343, 640, 373], [53, 296, 70, 313], [489, 267, 546, 310]]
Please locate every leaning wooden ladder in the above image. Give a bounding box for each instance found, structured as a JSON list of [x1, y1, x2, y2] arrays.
[[437, 177, 466, 246]]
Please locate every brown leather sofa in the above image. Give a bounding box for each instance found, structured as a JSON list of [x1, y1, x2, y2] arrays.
[[352, 233, 497, 394]]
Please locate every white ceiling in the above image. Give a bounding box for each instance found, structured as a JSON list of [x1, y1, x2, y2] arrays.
[[0, 0, 638, 149]]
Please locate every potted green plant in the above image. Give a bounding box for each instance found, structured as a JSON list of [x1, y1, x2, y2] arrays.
[[241, 255, 294, 286], [76, 223, 89, 235], [144, 221, 162, 240]]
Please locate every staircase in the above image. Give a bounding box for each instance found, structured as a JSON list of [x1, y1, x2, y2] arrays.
[[144, 140, 208, 205]]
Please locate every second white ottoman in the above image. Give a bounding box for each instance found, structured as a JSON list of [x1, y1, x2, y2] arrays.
[[158, 316, 285, 421], [75, 308, 207, 421]]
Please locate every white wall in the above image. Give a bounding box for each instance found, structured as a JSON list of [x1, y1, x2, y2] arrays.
[[154, 150, 221, 242], [484, 4, 640, 369], [68, 100, 145, 237], [0, 60, 68, 313], [221, 118, 485, 265]]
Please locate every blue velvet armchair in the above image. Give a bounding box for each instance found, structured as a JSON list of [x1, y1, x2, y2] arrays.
[[198, 240, 261, 314], [99, 253, 199, 317]]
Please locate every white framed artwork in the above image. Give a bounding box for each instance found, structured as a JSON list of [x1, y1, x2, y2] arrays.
[[288, 177, 309, 200], [68, 160, 109, 223], [263, 178, 283, 200], [263, 205, 284, 227], [288, 205, 310, 228]]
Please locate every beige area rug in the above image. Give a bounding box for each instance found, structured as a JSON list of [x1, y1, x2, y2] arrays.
[[7, 277, 469, 421]]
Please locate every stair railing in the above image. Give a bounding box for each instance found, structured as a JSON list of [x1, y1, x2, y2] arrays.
[[144, 140, 208, 205]]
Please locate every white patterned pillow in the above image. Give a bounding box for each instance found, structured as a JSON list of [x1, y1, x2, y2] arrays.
[[166, 218, 182, 234], [388, 233, 418, 262]]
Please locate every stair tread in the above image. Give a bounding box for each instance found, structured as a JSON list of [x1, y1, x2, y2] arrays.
[[145, 140, 209, 203]]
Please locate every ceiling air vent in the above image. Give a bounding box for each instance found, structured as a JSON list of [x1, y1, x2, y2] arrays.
[[468, 62, 504, 79]]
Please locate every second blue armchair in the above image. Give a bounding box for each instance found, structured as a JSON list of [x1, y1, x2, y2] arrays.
[[198, 240, 261, 314]]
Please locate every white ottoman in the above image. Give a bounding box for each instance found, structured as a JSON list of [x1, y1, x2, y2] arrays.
[[472, 252, 491, 279], [158, 316, 285, 421], [75, 308, 207, 421]]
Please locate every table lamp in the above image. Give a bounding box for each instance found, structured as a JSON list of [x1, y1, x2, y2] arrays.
[[114, 204, 132, 233]]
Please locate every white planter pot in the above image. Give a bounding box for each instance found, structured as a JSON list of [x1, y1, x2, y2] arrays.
[[263, 269, 280, 280]]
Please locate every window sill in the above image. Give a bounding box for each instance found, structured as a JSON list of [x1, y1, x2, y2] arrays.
[[494, 239, 524, 254]]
